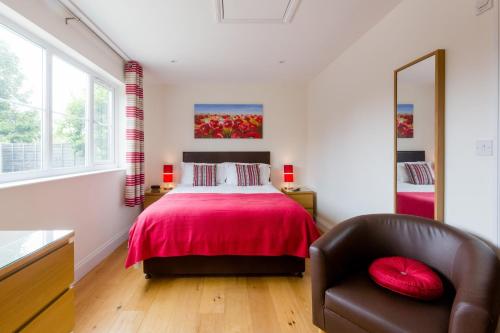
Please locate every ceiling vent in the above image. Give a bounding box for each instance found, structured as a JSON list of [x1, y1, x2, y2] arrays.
[[215, 0, 301, 24]]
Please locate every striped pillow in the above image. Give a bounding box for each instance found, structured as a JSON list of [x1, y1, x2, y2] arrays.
[[193, 164, 217, 186], [404, 162, 435, 185], [235, 164, 260, 186]]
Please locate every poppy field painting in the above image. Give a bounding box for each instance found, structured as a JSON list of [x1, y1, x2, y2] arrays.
[[397, 104, 414, 138], [194, 104, 263, 139]]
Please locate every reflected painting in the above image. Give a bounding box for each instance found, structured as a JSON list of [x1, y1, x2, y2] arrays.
[[397, 104, 414, 138], [194, 104, 263, 139]]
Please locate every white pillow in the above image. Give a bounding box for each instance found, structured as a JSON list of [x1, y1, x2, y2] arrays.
[[180, 163, 225, 185], [259, 164, 271, 185], [396, 163, 410, 183], [225, 163, 271, 185]]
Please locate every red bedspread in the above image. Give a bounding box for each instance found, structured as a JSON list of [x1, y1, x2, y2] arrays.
[[396, 192, 434, 219], [125, 193, 320, 268]]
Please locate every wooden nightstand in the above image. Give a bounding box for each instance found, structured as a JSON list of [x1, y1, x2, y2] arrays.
[[281, 187, 316, 220], [143, 188, 171, 210]]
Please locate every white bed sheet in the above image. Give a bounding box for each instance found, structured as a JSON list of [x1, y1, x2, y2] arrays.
[[168, 184, 281, 194], [397, 182, 434, 193]]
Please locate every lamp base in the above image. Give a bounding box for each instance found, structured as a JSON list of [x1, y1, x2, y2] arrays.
[[163, 183, 174, 191]]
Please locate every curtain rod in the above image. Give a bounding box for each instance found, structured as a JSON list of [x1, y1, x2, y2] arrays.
[[55, 0, 131, 62]]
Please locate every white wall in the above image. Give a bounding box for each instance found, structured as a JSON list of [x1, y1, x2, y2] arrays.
[[0, 171, 138, 280], [144, 83, 308, 188], [397, 82, 435, 162], [0, 0, 139, 280], [306, 0, 499, 246]]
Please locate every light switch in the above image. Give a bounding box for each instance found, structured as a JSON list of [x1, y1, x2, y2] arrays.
[[476, 140, 494, 156], [476, 0, 493, 15]]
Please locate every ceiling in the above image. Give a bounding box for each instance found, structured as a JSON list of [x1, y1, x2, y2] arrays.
[[222, 0, 290, 20], [216, 0, 301, 23], [71, 0, 402, 84]]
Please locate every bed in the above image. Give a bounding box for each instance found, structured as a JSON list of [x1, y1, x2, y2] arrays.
[[126, 151, 320, 277], [396, 151, 435, 219]]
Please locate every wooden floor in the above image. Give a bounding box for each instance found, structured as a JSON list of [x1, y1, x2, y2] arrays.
[[74, 243, 318, 333]]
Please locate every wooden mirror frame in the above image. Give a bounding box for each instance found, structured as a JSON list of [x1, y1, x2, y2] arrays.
[[394, 49, 445, 221]]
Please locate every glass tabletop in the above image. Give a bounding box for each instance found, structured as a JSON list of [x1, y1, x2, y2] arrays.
[[0, 230, 73, 271]]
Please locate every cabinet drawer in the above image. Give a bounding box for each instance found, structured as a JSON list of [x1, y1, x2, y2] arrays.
[[0, 243, 74, 332], [288, 194, 314, 209], [20, 289, 74, 333]]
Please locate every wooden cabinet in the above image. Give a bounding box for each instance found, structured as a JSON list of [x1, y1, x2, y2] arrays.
[[20, 288, 74, 333], [143, 188, 171, 210], [0, 231, 74, 333], [281, 187, 316, 219]]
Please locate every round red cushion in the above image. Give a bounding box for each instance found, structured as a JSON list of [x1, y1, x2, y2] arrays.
[[368, 256, 444, 300]]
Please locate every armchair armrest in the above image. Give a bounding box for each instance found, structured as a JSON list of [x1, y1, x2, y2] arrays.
[[310, 217, 366, 328], [448, 240, 500, 333], [449, 301, 497, 333]]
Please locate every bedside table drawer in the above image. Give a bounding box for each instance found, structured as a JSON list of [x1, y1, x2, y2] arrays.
[[289, 193, 314, 209]]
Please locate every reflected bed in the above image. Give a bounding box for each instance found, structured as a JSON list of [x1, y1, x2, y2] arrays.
[[396, 150, 435, 219]]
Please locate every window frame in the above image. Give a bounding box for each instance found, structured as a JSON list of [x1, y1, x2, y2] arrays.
[[92, 79, 115, 166], [0, 15, 119, 184]]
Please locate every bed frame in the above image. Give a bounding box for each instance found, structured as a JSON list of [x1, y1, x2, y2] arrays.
[[143, 151, 305, 278]]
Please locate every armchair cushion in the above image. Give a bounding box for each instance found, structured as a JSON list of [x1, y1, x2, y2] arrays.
[[324, 271, 453, 333], [369, 256, 444, 300]]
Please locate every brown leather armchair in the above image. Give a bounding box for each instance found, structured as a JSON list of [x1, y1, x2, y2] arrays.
[[310, 214, 500, 333]]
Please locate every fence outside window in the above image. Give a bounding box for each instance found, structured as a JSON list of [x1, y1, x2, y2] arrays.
[[0, 143, 85, 173]]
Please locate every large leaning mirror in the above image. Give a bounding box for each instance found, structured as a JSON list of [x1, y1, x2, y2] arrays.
[[394, 50, 445, 222]]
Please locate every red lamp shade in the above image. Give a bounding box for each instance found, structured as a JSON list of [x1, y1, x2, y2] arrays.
[[284, 164, 294, 182], [163, 164, 173, 183]]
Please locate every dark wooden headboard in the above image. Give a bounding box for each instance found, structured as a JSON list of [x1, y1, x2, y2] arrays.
[[397, 150, 425, 163], [183, 151, 270, 164]]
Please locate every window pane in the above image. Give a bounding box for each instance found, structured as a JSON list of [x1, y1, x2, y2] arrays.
[[52, 56, 88, 168], [0, 24, 44, 174], [94, 83, 112, 162]]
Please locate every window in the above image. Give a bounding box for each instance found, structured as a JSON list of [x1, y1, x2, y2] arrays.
[[52, 56, 89, 168], [0, 19, 118, 184], [93, 82, 113, 163], [0, 23, 44, 174]]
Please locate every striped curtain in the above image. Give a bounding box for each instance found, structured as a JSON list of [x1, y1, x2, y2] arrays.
[[124, 61, 145, 207]]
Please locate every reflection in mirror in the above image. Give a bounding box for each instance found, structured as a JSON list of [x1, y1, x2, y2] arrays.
[[395, 51, 445, 221]]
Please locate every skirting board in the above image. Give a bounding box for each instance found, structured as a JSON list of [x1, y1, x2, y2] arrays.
[[316, 216, 334, 233], [74, 228, 129, 281]]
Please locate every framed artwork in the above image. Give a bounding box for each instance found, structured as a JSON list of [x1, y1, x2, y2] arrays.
[[194, 104, 263, 139], [397, 104, 414, 138]]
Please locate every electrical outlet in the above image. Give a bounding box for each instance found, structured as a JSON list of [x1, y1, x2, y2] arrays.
[[476, 0, 494, 15], [476, 140, 494, 156]]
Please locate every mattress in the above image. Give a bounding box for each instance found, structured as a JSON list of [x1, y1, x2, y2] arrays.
[[169, 183, 281, 194], [397, 182, 435, 193]]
